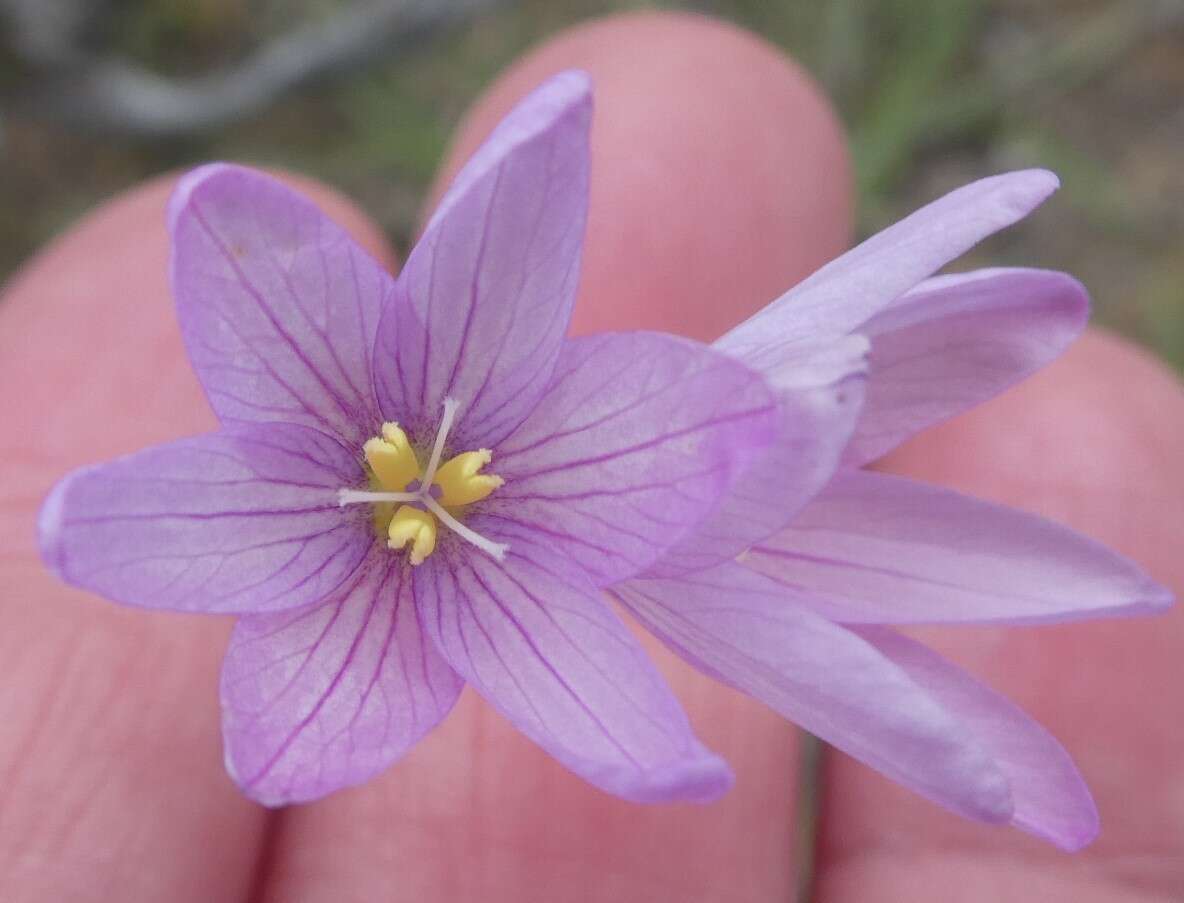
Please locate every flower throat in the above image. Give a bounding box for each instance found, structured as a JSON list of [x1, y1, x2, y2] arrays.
[[337, 398, 508, 564]]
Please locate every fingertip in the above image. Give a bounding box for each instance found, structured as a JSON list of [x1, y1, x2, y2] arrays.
[[433, 10, 854, 340]]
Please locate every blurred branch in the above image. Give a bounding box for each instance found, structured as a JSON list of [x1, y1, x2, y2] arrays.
[[0, 0, 103, 66], [4, 0, 512, 137]]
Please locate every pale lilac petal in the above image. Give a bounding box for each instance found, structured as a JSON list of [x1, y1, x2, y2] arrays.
[[845, 268, 1089, 465], [221, 552, 463, 805], [649, 335, 868, 576], [615, 563, 1013, 822], [374, 70, 591, 449], [482, 332, 778, 585], [414, 530, 732, 803], [38, 424, 371, 614], [718, 170, 1059, 361], [854, 626, 1098, 850], [746, 471, 1172, 625], [169, 163, 391, 447]]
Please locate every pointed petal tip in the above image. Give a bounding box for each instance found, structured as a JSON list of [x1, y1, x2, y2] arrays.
[[1013, 267, 1090, 325], [938, 169, 1060, 233], [675, 748, 736, 804], [1063, 814, 1102, 852], [222, 695, 329, 810], [166, 161, 239, 234], [527, 69, 592, 121], [507, 68, 592, 131], [1102, 572, 1176, 619], [229, 762, 299, 809], [229, 770, 291, 809], [998, 166, 1059, 193], [1025, 167, 1060, 192], [219, 739, 265, 806], [1017, 793, 1100, 853], [1141, 578, 1176, 614], [37, 471, 74, 580], [1058, 271, 1092, 330], [1054, 811, 1101, 853], [992, 167, 1060, 212], [612, 747, 735, 804], [546, 67, 593, 100]]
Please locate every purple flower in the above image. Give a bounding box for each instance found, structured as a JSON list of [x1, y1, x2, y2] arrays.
[[37, 71, 1170, 850], [615, 170, 1174, 849]]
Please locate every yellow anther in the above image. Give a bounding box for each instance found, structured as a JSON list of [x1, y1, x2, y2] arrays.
[[433, 449, 504, 508], [354, 414, 504, 561], [364, 422, 420, 492], [387, 505, 437, 566]]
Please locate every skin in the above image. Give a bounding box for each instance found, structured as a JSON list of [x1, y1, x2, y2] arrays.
[[0, 11, 1180, 902]]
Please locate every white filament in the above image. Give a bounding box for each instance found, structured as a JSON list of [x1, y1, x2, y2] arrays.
[[337, 489, 419, 506], [422, 495, 508, 561], [338, 397, 508, 562], [420, 396, 459, 488]]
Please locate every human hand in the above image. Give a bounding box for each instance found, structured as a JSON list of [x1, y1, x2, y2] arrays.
[[1, 12, 1181, 902]]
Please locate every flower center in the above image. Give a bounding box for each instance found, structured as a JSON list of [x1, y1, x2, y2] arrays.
[[337, 398, 508, 564]]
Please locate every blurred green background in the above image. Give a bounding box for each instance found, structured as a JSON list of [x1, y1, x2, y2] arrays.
[[2, 0, 1181, 367]]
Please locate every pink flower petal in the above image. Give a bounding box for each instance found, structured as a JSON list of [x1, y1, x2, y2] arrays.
[[615, 563, 1013, 823], [746, 471, 1172, 625], [484, 332, 778, 585], [169, 164, 392, 447], [853, 626, 1099, 850], [373, 70, 592, 449], [414, 530, 732, 803], [39, 423, 370, 613], [222, 552, 462, 805], [648, 335, 868, 576], [718, 170, 1059, 362], [844, 268, 1089, 465]]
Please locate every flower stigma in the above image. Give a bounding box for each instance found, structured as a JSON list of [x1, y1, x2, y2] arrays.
[[337, 398, 508, 563]]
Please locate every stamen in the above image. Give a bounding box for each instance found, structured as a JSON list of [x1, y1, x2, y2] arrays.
[[338, 489, 420, 507], [422, 496, 508, 561], [340, 398, 509, 564], [433, 449, 504, 507], [364, 422, 419, 491], [420, 397, 460, 489], [387, 505, 437, 566]]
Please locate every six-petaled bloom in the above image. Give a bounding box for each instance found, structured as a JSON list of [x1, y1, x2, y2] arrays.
[[38, 70, 1172, 850]]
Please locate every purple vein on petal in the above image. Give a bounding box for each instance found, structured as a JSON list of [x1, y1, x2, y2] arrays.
[[464, 559, 642, 767], [442, 165, 503, 403], [190, 202, 361, 425], [497, 551, 684, 746]]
